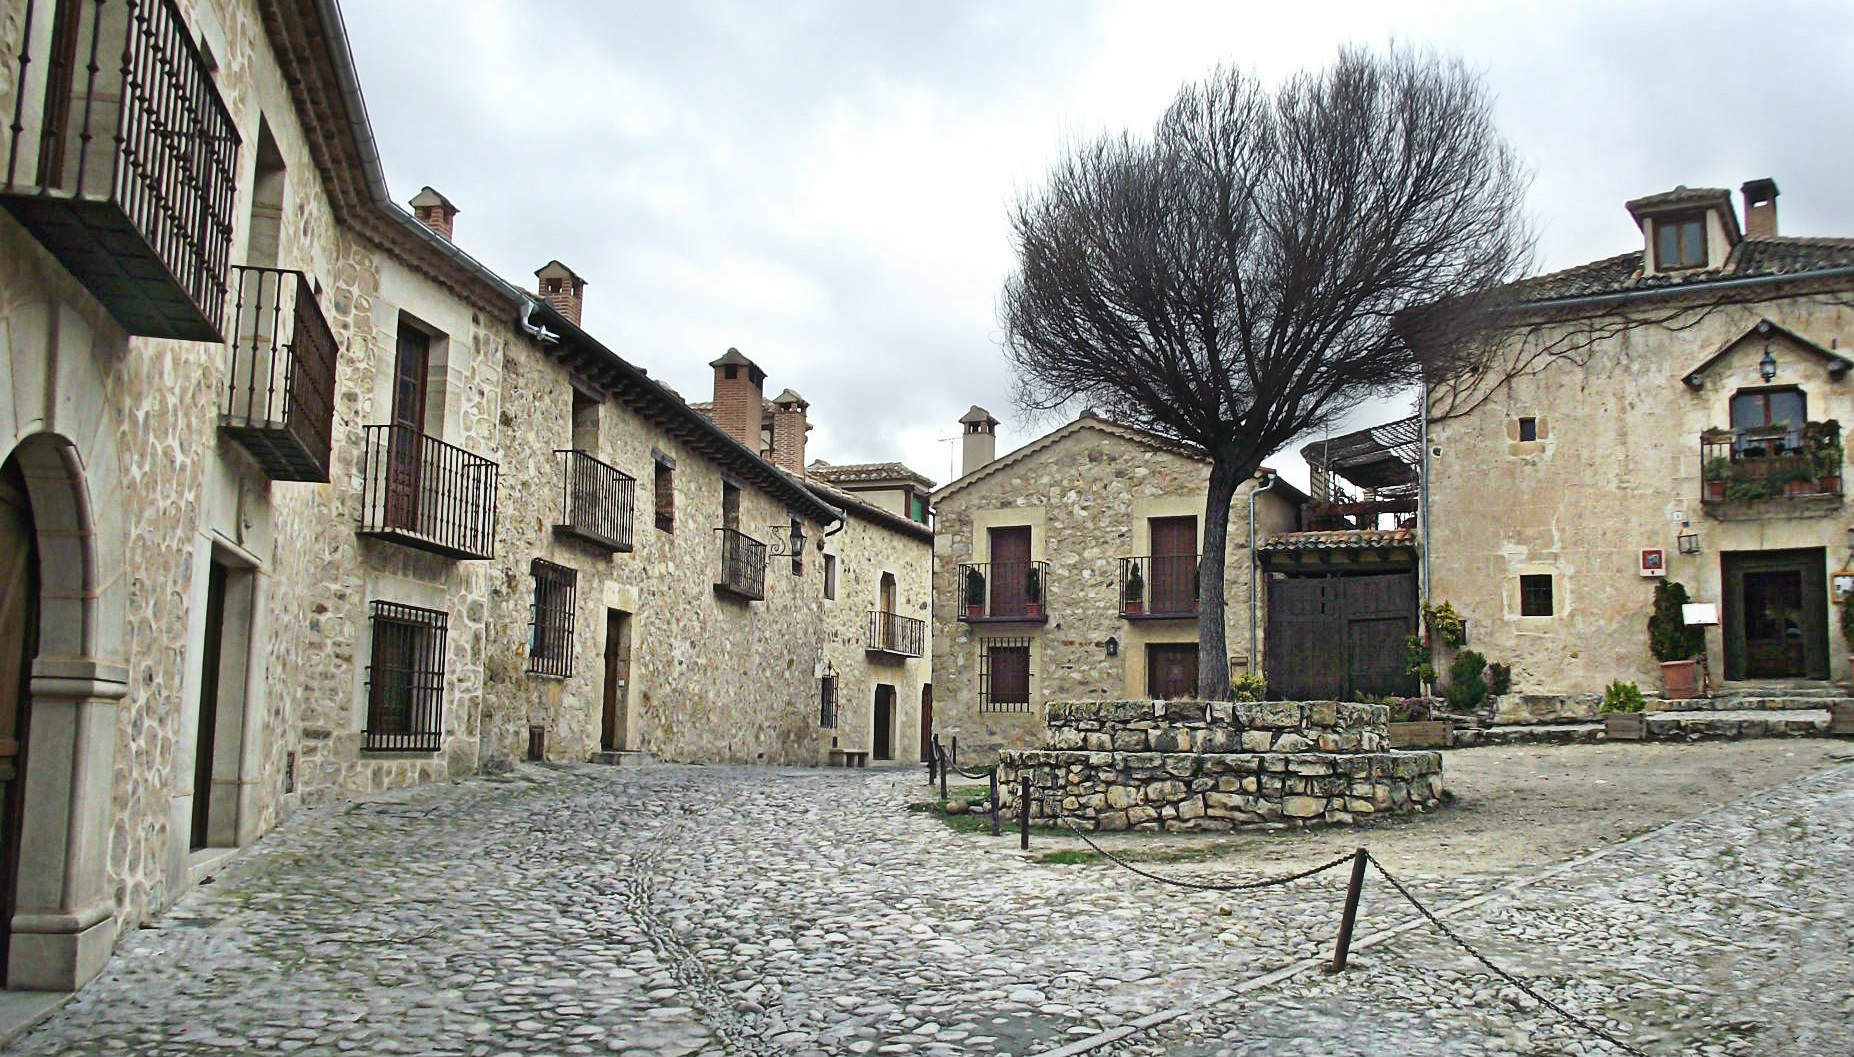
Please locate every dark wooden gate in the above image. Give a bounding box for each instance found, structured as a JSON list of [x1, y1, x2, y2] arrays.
[[1265, 572, 1416, 700]]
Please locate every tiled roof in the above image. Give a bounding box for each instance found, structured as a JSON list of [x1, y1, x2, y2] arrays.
[[1624, 186, 1731, 218], [808, 461, 935, 489], [1259, 528, 1416, 552], [1510, 237, 1854, 304], [686, 397, 777, 418], [785, 469, 934, 543]]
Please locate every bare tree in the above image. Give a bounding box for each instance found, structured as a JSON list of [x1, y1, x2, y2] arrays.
[[1002, 47, 1532, 699]]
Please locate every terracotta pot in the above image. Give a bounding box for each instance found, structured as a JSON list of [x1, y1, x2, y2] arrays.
[[1784, 479, 1812, 496], [1125, 599, 1143, 615], [1704, 480, 1726, 502], [1660, 658, 1700, 700], [1026, 602, 1045, 618], [1821, 475, 1841, 494], [964, 605, 983, 619]]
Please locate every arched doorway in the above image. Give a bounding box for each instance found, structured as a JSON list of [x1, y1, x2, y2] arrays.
[[0, 456, 40, 986]]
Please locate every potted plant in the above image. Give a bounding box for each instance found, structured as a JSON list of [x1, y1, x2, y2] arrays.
[[1701, 455, 1732, 502], [1811, 438, 1844, 494], [1025, 564, 1044, 618], [963, 567, 986, 619], [1600, 679, 1647, 741], [1725, 475, 1773, 501], [1647, 580, 1706, 700], [1123, 561, 1144, 616], [1781, 465, 1815, 496]]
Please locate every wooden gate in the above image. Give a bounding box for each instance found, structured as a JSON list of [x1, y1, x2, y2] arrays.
[[1265, 572, 1416, 700]]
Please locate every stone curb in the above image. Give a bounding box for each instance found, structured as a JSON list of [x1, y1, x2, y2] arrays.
[[1022, 759, 1854, 1057]]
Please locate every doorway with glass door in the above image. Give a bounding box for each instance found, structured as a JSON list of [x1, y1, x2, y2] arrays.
[[1721, 548, 1828, 681]]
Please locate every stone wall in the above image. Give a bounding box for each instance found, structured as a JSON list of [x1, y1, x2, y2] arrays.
[[818, 506, 932, 764], [998, 700, 1444, 832]]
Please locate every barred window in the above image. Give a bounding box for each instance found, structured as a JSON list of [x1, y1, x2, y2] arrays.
[[365, 602, 448, 752], [529, 559, 578, 676], [1520, 574, 1553, 617], [980, 637, 1032, 713], [819, 673, 838, 728]]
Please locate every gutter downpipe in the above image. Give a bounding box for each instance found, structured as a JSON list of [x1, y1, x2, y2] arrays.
[[1247, 471, 1279, 672], [1419, 382, 1433, 697]]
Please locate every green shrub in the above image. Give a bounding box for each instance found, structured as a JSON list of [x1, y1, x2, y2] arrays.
[[1486, 662, 1511, 696], [1422, 601, 1467, 647], [1647, 581, 1705, 662], [1600, 680, 1645, 713], [1444, 650, 1488, 712], [1232, 671, 1266, 702], [1403, 634, 1435, 683]]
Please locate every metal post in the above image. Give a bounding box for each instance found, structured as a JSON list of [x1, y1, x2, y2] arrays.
[[937, 743, 948, 801], [1328, 848, 1370, 972], [989, 769, 1000, 837], [926, 738, 938, 787], [950, 735, 959, 767], [1019, 775, 1031, 850]]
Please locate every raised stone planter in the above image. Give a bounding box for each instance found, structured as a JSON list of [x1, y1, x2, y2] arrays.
[[998, 699, 1443, 833]]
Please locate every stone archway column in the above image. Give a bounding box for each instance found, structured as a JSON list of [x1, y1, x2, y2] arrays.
[[7, 656, 127, 991]]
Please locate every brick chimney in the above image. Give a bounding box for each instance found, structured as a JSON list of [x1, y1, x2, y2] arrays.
[[709, 347, 766, 449], [959, 405, 998, 476], [535, 260, 587, 326], [408, 186, 458, 241], [1742, 178, 1779, 239], [769, 389, 810, 471]]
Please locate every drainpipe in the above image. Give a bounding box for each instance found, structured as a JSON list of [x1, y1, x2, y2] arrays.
[[1248, 471, 1279, 671], [1419, 384, 1433, 698]]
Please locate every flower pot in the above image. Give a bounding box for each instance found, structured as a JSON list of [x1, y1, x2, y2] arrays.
[[1604, 713, 1647, 741], [1124, 600, 1143, 616], [964, 605, 984, 619], [1659, 659, 1701, 700], [1026, 602, 1045, 619], [1783, 479, 1812, 496], [1388, 720, 1451, 748], [1704, 480, 1726, 502], [1821, 475, 1842, 494]]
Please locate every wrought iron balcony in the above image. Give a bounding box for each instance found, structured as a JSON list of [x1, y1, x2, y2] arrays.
[[956, 560, 1049, 622], [553, 449, 634, 552], [716, 527, 767, 601], [866, 611, 925, 657], [220, 266, 336, 481], [1, 0, 239, 340], [1700, 421, 1843, 503], [357, 425, 499, 559], [1119, 554, 1198, 618]]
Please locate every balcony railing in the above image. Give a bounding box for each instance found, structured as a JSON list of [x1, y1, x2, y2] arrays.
[[553, 449, 634, 551], [358, 425, 499, 559], [715, 527, 767, 600], [1119, 554, 1198, 618], [1, 0, 239, 340], [1701, 421, 1843, 503], [956, 560, 1049, 622], [220, 266, 336, 481], [866, 611, 925, 657]]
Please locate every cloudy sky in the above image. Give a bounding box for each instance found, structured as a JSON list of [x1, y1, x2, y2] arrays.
[[340, 1, 1854, 491]]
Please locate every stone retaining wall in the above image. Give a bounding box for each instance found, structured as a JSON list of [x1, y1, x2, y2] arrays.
[[998, 700, 1443, 833]]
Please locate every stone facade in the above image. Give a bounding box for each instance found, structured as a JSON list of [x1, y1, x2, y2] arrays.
[[1426, 182, 1854, 696], [930, 413, 1302, 761], [998, 699, 1444, 832]]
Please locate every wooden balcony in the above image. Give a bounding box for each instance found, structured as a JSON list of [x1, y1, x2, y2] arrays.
[[1701, 421, 1843, 503], [220, 266, 336, 481], [357, 425, 499, 560], [715, 527, 767, 601], [553, 449, 634, 552], [1, 0, 239, 340]]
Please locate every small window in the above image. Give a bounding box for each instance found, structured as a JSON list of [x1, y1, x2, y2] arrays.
[[1730, 387, 1806, 430], [1520, 574, 1553, 617], [721, 480, 740, 531], [571, 390, 599, 452], [1517, 417, 1537, 442], [911, 493, 926, 523], [819, 674, 838, 728], [980, 638, 1032, 713], [823, 554, 837, 599], [364, 602, 448, 752], [654, 461, 674, 532], [1656, 216, 1707, 270], [528, 560, 578, 676]]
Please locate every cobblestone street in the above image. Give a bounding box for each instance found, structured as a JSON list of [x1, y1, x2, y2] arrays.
[[12, 756, 1854, 1057]]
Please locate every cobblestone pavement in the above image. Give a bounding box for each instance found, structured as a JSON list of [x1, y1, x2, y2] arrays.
[[13, 760, 1853, 1056]]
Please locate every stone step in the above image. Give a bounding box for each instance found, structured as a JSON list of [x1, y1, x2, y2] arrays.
[[1708, 681, 1848, 701], [1655, 695, 1854, 713], [588, 750, 658, 766], [1452, 708, 1836, 748]]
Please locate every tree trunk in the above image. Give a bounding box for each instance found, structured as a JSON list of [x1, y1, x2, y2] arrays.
[[1197, 458, 1246, 700]]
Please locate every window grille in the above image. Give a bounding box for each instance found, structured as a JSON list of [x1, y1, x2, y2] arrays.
[[1520, 574, 1554, 617], [980, 637, 1033, 713], [819, 673, 839, 729], [364, 602, 448, 752], [529, 560, 578, 676]]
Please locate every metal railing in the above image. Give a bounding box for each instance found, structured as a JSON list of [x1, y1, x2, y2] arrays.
[[1, 0, 239, 340], [358, 424, 499, 560], [1700, 420, 1842, 502], [715, 527, 767, 600], [363, 601, 447, 753], [553, 449, 635, 551], [866, 610, 926, 656], [1118, 554, 1198, 617], [956, 560, 1050, 621], [221, 266, 336, 481]]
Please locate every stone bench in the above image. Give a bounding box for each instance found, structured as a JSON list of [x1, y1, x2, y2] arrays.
[[828, 748, 869, 768]]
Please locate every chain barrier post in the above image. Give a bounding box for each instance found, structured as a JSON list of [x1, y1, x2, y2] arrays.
[[950, 735, 959, 767], [989, 768, 1001, 837], [938, 743, 949, 801], [1327, 847, 1370, 973], [927, 734, 939, 788], [1019, 775, 1031, 850]]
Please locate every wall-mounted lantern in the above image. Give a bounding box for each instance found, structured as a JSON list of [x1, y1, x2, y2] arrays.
[[1758, 320, 1778, 382], [1101, 636, 1119, 657], [1677, 530, 1701, 554]]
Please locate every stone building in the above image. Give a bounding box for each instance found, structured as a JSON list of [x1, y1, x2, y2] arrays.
[[929, 409, 1308, 760], [1426, 179, 1854, 694], [0, 0, 925, 993]]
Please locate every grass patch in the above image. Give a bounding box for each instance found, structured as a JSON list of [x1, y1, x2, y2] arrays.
[[907, 800, 1064, 837], [1032, 842, 1235, 866]]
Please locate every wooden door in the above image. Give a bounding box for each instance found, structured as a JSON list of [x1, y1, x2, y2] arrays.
[[873, 685, 895, 760], [0, 458, 38, 986], [190, 560, 228, 850], [601, 610, 631, 751], [1722, 549, 1828, 681], [384, 324, 429, 532], [988, 526, 1031, 617], [1343, 574, 1417, 698], [918, 684, 933, 763], [1149, 516, 1197, 615], [878, 573, 897, 649], [1146, 643, 1199, 699], [1265, 578, 1346, 699]]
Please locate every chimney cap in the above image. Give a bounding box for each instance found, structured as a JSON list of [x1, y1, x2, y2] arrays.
[[772, 388, 808, 409], [1741, 177, 1779, 204], [535, 259, 586, 286], [959, 404, 998, 425], [710, 346, 757, 369], [408, 186, 458, 215]]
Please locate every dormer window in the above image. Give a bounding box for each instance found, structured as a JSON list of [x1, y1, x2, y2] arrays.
[[1656, 215, 1707, 270]]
